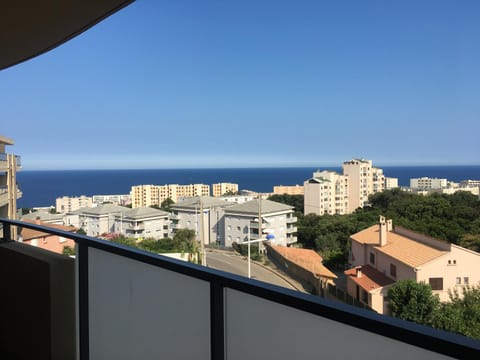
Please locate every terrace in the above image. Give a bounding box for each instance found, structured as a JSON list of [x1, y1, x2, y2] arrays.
[[1, 218, 478, 359]]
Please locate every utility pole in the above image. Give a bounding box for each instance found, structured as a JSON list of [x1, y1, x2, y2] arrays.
[[199, 197, 206, 266]]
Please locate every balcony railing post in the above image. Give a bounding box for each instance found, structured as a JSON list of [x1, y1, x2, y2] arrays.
[[78, 242, 90, 360], [210, 281, 225, 360], [1, 220, 11, 242]]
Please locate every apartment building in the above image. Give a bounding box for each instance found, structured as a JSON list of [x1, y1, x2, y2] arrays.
[[345, 216, 480, 314], [0, 135, 21, 222], [170, 196, 230, 245], [223, 199, 297, 247], [304, 159, 397, 216], [410, 177, 447, 189], [65, 203, 170, 240], [131, 183, 210, 208], [92, 194, 131, 206], [343, 159, 386, 212], [273, 184, 304, 195], [56, 195, 93, 213], [304, 170, 349, 216], [212, 182, 239, 197]]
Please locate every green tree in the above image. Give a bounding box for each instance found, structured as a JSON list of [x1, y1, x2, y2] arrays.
[[268, 194, 304, 214], [62, 245, 75, 256], [161, 198, 175, 211], [173, 229, 198, 262], [388, 280, 439, 325], [433, 285, 480, 339]]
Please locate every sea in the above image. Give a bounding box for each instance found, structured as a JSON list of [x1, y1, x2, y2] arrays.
[[16, 166, 480, 208]]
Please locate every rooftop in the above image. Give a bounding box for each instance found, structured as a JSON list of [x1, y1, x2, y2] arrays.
[[344, 265, 396, 292], [21, 219, 76, 241], [351, 225, 448, 267], [271, 245, 337, 279], [225, 199, 294, 215]]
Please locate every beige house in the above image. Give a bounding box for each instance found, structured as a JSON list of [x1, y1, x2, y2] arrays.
[[0, 135, 21, 223], [345, 216, 480, 314], [304, 170, 348, 216]]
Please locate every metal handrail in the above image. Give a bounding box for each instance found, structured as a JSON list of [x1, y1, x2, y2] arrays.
[[0, 217, 479, 359]]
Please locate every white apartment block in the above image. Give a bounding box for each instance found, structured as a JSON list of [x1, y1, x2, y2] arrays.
[[92, 194, 131, 206], [410, 177, 447, 189], [223, 199, 297, 247], [384, 177, 398, 189], [304, 171, 349, 216], [56, 195, 93, 213], [273, 185, 304, 195], [65, 204, 170, 239], [343, 159, 386, 212], [170, 196, 231, 245], [461, 179, 480, 188], [212, 183, 239, 197], [0, 135, 21, 222], [131, 183, 210, 208]]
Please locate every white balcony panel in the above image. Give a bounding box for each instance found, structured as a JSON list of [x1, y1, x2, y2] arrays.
[[88, 248, 211, 360], [224, 289, 453, 360]]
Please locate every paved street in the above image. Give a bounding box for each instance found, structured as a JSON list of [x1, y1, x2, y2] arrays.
[[205, 250, 301, 291]]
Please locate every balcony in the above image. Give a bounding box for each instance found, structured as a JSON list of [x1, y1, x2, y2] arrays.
[[286, 226, 298, 233], [286, 216, 298, 223], [0, 218, 479, 360], [286, 236, 298, 244]]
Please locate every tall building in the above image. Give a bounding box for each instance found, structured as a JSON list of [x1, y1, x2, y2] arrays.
[[304, 170, 348, 216], [0, 135, 21, 222], [131, 183, 210, 208], [304, 159, 396, 216], [212, 182, 238, 197]]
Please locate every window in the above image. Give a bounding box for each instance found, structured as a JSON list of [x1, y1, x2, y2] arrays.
[[390, 264, 397, 278], [456, 277, 461, 285], [237, 226, 241, 231], [369, 252, 375, 264], [464, 277, 469, 285], [361, 290, 368, 304], [429, 277, 443, 291]]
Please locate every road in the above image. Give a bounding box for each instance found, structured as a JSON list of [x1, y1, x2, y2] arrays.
[[205, 250, 300, 291]]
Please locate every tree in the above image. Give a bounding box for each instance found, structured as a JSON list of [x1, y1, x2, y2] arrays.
[[62, 245, 75, 256], [173, 229, 198, 262], [388, 280, 439, 325], [161, 198, 175, 211], [433, 285, 480, 339]]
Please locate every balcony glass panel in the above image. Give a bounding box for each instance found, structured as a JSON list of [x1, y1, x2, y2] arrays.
[[224, 289, 452, 360], [88, 247, 211, 360]]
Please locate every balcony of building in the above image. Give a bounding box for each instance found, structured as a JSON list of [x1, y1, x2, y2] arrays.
[[286, 216, 298, 223], [0, 217, 479, 360]]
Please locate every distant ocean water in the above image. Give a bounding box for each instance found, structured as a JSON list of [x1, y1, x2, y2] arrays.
[[16, 166, 480, 208]]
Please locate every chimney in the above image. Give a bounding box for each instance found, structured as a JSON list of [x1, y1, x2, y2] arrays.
[[35, 216, 41, 225], [379, 215, 387, 246], [356, 267, 362, 278], [387, 219, 393, 232]]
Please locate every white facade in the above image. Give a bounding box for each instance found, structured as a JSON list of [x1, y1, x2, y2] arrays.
[[0, 135, 21, 222], [115, 207, 170, 240], [56, 195, 93, 213], [304, 171, 349, 216], [223, 199, 297, 248], [170, 197, 230, 245], [384, 177, 398, 189], [410, 177, 447, 189], [92, 194, 131, 206]]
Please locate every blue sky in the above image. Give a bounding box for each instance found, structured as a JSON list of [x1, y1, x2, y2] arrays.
[[1, 0, 479, 170]]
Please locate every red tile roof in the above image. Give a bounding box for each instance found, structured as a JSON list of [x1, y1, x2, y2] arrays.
[[344, 265, 395, 292], [270, 245, 337, 279], [21, 219, 76, 241]]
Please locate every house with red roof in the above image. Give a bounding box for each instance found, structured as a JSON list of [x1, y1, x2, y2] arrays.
[[345, 216, 480, 314], [20, 219, 77, 255]]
